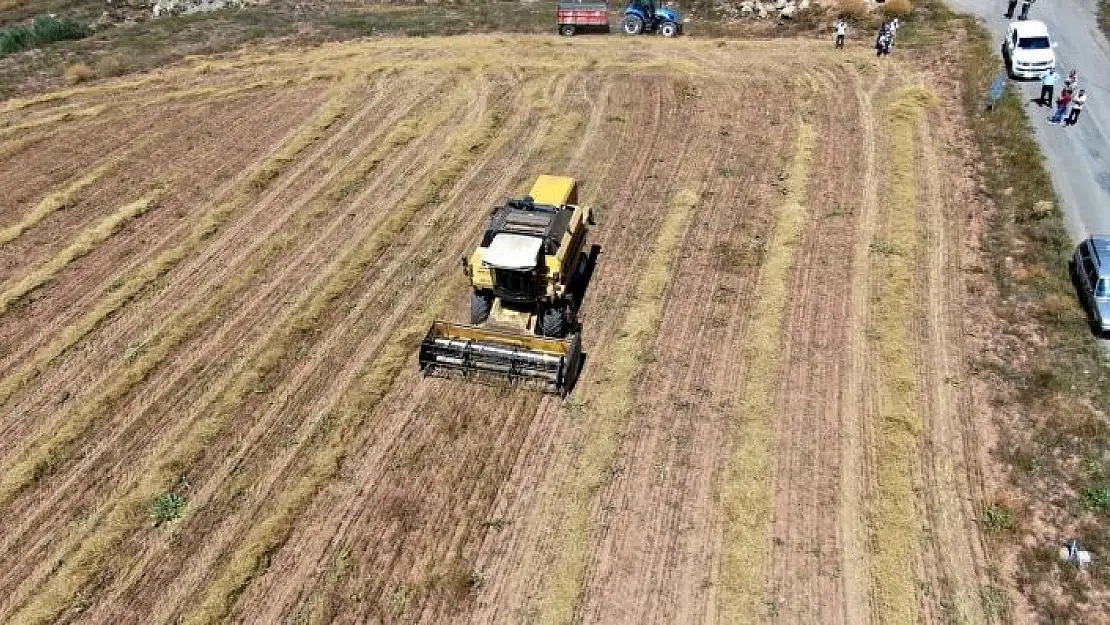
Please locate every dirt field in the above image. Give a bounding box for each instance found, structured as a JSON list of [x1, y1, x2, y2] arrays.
[[0, 34, 1003, 624]]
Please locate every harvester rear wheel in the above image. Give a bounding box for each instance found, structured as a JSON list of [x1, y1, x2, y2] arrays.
[[539, 306, 568, 337], [560, 24, 576, 36], [470, 292, 493, 324]]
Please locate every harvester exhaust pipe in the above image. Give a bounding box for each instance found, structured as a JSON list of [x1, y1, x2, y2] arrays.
[[419, 322, 582, 396]]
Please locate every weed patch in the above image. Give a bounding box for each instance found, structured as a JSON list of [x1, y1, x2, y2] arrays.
[[152, 492, 186, 527], [1081, 487, 1110, 514]]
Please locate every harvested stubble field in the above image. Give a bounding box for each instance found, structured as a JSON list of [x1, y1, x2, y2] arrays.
[[0, 34, 1004, 624]]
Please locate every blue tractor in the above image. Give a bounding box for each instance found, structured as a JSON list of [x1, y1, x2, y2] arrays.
[[621, 0, 683, 36]]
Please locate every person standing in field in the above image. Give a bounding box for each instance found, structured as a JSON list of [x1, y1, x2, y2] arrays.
[[1005, 0, 1018, 18], [835, 19, 848, 48], [1050, 88, 1072, 124], [1039, 69, 1059, 107], [1066, 90, 1088, 126]]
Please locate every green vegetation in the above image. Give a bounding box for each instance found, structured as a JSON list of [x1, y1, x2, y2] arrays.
[[981, 503, 1017, 532], [152, 492, 186, 526], [1082, 487, 1110, 513], [0, 15, 89, 56]]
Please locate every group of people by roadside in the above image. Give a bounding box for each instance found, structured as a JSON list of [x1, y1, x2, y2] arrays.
[[1039, 69, 1088, 126], [830, 18, 899, 56]]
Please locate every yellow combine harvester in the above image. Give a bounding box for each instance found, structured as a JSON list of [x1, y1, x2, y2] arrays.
[[419, 175, 594, 395]]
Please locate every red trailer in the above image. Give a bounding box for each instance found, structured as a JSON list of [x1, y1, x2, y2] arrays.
[[557, 0, 610, 36]]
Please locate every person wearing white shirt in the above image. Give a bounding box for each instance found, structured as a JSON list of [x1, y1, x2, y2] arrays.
[[1066, 90, 1088, 127]]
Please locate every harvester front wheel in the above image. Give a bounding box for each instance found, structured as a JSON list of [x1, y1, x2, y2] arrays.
[[470, 292, 493, 324], [560, 24, 576, 36], [539, 306, 569, 337], [660, 21, 678, 37]]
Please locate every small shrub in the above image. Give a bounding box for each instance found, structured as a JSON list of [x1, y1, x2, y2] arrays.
[[838, 0, 870, 19], [1082, 487, 1110, 513], [981, 503, 1017, 531], [882, 0, 914, 17], [0, 15, 90, 57], [0, 25, 34, 55], [94, 54, 131, 78], [65, 63, 93, 85], [152, 492, 186, 526]]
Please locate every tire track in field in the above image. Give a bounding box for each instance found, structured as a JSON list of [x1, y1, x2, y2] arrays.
[[312, 74, 606, 625], [840, 65, 887, 625], [0, 85, 299, 243], [766, 67, 861, 625], [121, 75, 536, 625], [224, 71, 592, 625], [0, 164, 111, 246], [465, 78, 670, 623], [571, 78, 735, 624], [915, 104, 989, 625], [0, 192, 159, 316], [866, 85, 937, 625], [536, 189, 699, 625], [464, 76, 677, 625], [578, 76, 793, 625], [66, 67, 532, 621], [0, 83, 352, 430], [0, 75, 451, 603], [718, 115, 817, 624], [224, 71, 602, 625], [0, 77, 469, 623], [0, 76, 378, 454]]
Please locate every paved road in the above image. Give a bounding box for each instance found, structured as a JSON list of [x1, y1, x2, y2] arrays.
[[945, 0, 1110, 241]]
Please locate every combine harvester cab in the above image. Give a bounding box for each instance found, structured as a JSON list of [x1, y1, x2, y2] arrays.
[[419, 175, 594, 396]]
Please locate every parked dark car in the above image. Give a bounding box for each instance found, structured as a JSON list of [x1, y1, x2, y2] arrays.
[[1070, 236, 1110, 335]]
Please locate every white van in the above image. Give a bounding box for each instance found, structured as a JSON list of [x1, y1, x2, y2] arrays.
[[1002, 20, 1057, 79]]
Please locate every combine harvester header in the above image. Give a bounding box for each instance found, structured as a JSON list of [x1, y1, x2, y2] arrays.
[[419, 175, 594, 396]]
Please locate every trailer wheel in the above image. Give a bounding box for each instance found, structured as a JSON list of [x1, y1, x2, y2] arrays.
[[660, 21, 678, 37], [560, 24, 576, 36], [622, 15, 644, 35]]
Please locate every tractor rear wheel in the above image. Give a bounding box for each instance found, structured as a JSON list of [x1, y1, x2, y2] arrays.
[[560, 24, 576, 36], [622, 15, 644, 35], [470, 292, 493, 324], [539, 306, 568, 337], [660, 21, 678, 37]]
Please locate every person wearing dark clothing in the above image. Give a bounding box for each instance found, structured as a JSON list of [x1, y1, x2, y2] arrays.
[[1066, 90, 1088, 126], [1039, 70, 1059, 107], [1005, 0, 1018, 17], [1019, 0, 1034, 20]]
